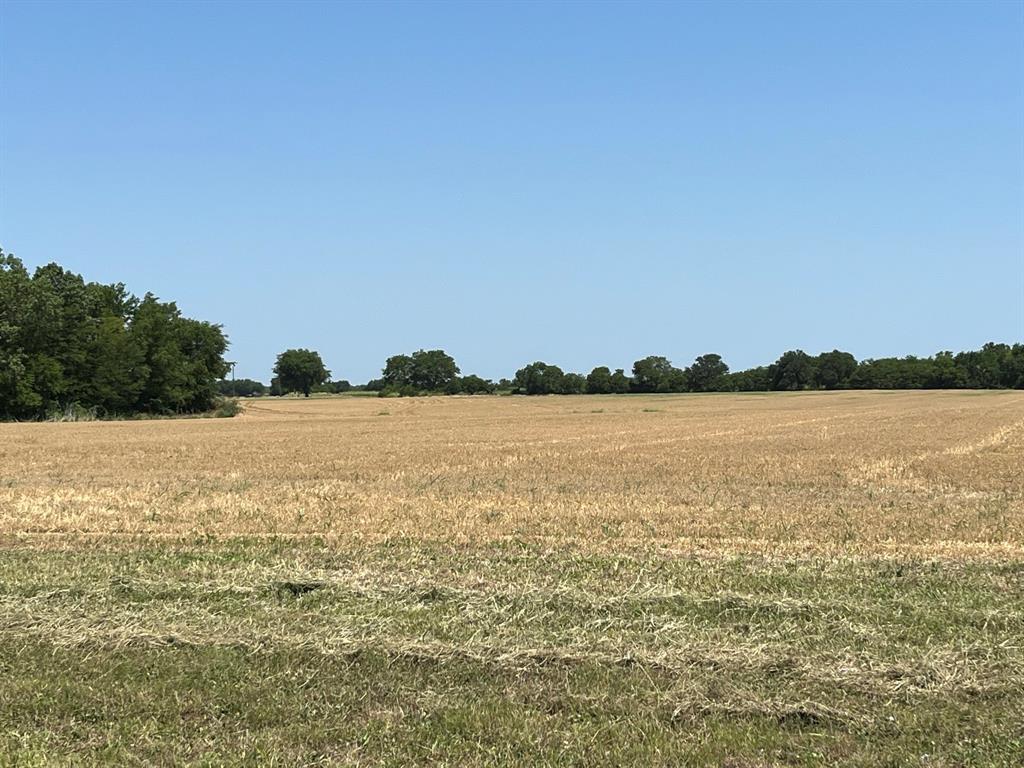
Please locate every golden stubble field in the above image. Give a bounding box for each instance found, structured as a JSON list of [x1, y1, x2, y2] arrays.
[[2, 390, 1022, 557]]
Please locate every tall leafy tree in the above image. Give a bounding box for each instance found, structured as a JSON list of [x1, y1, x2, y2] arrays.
[[685, 354, 729, 392], [0, 251, 40, 418], [514, 362, 566, 395], [631, 356, 683, 393], [274, 349, 330, 397], [409, 349, 460, 391], [586, 366, 613, 394], [560, 372, 587, 394], [0, 249, 230, 419], [609, 368, 632, 393], [814, 350, 857, 390], [382, 354, 415, 389], [769, 350, 816, 391]]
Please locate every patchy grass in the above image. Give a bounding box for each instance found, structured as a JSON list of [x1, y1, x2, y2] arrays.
[[1, 540, 1022, 765]]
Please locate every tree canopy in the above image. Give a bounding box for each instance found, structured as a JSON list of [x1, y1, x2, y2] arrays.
[[504, 345, 1023, 396], [1, 250, 229, 420], [273, 349, 330, 397], [379, 349, 469, 396]]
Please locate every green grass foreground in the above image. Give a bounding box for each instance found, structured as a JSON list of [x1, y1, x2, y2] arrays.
[[1, 540, 1021, 766]]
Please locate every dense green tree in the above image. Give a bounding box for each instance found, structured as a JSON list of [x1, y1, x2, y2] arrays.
[[1005, 344, 1024, 388], [460, 374, 495, 394], [273, 349, 330, 397], [609, 368, 632, 393], [721, 366, 771, 392], [814, 350, 857, 390], [0, 253, 41, 418], [586, 366, 613, 394], [850, 356, 932, 389], [769, 350, 816, 391], [925, 352, 967, 389], [87, 314, 147, 412], [219, 378, 268, 397], [514, 362, 565, 395], [380, 349, 460, 393], [409, 349, 460, 391], [955, 343, 1021, 388], [0, 250, 229, 419], [631, 356, 683, 393], [382, 354, 415, 389], [686, 354, 729, 392], [560, 372, 587, 394]]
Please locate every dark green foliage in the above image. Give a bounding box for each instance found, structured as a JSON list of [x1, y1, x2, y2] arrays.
[[382, 354, 415, 389], [720, 366, 771, 392], [559, 372, 587, 394], [382, 349, 461, 395], [409, 349, 460, 391], [511, 344, 1022, 396], [273, 349, 330, 397], [311, 380, 352, 394], [513, 362, 566, 395], [219, 378, 268, 397], [927, 352, 968, 388], [630, 356, 683, 393], [685, 353, 729, 392], [586, 366, 613, 394], [213, 398, 242, 417], [769, 350, 817, 391], [814, 350, 857, 389], [583, 366, 635, 394], [609, 368, 631, 393], [953, 342, 1023, 388], [850, 356, 931, 389], [459, 374, 496, 394], [0, 248, 229, 419]]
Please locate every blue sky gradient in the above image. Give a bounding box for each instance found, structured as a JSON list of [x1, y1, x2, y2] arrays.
[[2, 0, 1022, 382]]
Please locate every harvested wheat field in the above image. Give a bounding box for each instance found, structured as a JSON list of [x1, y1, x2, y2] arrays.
[[2, 391, 1023, 765]]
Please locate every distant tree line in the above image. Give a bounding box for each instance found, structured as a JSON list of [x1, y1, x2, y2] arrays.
[[509, 345, 1023, 395], [6, 251, 1018, 419], [1, 251, 230, 420], [265, 343, 1023, 398], [265, 348, 501, 397]]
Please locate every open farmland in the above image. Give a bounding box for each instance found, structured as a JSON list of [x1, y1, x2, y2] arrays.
[[1, 391, 1023, 765]]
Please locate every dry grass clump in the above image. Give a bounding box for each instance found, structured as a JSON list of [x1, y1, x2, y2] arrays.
[[1, 391, 1022, 556]]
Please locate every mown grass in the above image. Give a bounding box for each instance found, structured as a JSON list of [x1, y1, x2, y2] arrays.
[[2, 539, 1021, 766]]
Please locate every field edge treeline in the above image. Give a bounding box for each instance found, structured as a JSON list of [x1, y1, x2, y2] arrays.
[[1, 250, 232, 421], [252, 343, 1023, 399], [4, 251, 1022, 416]]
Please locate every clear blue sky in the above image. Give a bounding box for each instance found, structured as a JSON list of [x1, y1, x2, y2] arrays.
[[2, 1, 1021, 383]]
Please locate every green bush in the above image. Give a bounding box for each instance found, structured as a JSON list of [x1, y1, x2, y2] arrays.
[[213, 398, 242, 418]]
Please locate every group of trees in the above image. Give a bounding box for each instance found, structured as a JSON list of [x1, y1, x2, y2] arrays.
[[510, 345, 1024, 395], [512, 354, 736, 395], [267, 348, 500, 397], [6, 249, 1017, 420], [217, 378, 268, 397], [378, 349, 497, 395], [1, 251, 229, 420], [264, 343, 1023, 400]]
